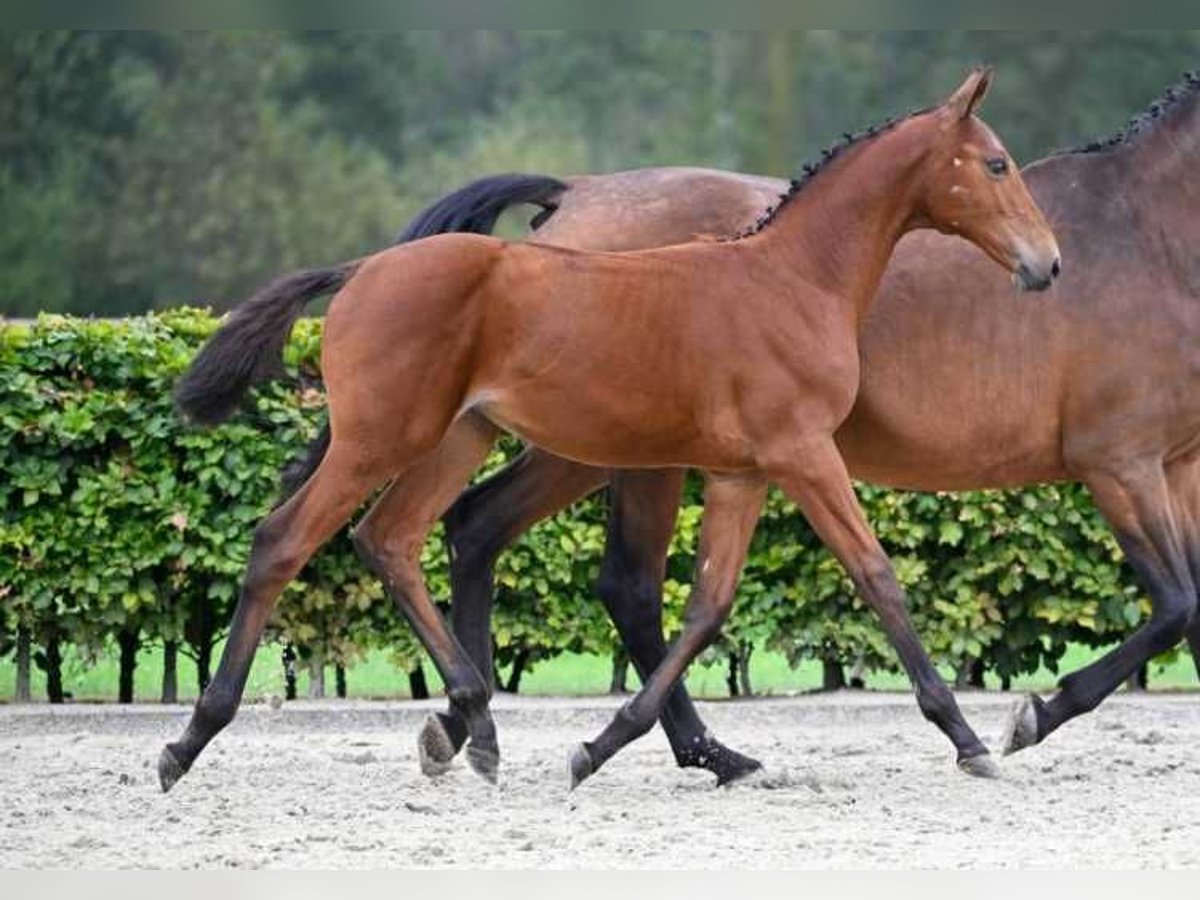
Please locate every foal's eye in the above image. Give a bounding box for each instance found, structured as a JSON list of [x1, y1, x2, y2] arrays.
[[986, 157, 1009, 177]]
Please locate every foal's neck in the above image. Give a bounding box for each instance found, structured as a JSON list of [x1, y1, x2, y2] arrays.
[[746, 121, 932, 326]]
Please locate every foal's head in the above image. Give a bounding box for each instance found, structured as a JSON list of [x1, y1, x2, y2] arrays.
[[914, 67, 1062, 291]]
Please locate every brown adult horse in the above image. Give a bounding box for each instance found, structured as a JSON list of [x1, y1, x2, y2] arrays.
[[400, 71, 1200, 781], [160, 69, 1060, 793]]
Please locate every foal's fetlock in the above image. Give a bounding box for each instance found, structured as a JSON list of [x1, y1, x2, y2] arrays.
[[676, 733, 763, 786]]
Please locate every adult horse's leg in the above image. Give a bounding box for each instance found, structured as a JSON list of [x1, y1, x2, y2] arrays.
[[570, 473, 767, 788], [418, 448, 609, 772], [1163, 458, 1200, 680], [598, 469, 762, 784], [428, 457, 762, 784], [352, 413, 507, 781], [1003, 459, 1197, 755], [159, 441, 388, 792], [771, 438, 996, 776]]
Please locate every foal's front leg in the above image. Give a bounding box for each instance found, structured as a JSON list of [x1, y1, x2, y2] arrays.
[[768, 436, 997, 777], [570, 473, 767, 789]]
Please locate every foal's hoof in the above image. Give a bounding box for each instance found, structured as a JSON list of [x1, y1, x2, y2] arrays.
[[957, 752, 1001, 779], [1002, 694, 1041, 757], [157, 746, 187, 794], [465, 743, 499, 785], [417, 714, 456, 778], [568, 743, 595, 791]]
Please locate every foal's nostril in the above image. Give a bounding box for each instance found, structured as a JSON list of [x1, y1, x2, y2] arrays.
[[1051, 258, 1062, 279]]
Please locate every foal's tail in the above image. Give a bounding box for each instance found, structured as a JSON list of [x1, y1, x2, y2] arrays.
[[175, 261, 361, 426]]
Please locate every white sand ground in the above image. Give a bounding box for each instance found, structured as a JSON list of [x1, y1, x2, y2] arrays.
[[1, 692, 1198, 869]]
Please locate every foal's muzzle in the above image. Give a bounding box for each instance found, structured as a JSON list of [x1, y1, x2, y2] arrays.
[[1013, 249, 1061, 293]]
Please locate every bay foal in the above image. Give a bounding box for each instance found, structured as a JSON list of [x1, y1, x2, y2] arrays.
[[162, 69, 1059, 792]]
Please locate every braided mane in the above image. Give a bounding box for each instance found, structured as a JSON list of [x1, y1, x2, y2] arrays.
[[1068, 70, 1200, 155], [729, 105, 934, 241]]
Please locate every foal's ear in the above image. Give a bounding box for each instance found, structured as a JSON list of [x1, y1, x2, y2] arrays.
[[943, 66, 994, 121]]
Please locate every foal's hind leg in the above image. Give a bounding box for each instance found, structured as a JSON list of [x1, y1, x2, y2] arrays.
[[598, 469, 762, 784], [1003, 459, 1197, 755], [159, 442, 387, 792], [420, 449, 609, 770], [352, 413, 505, 782], [571, 473, 766, 788]]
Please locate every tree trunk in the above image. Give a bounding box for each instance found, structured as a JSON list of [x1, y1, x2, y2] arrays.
[[763, 31, 795, 176], [308, 653, 325, 699], [408, 665, 430, 700], [44, 636, 64, 704], [15, 627, 32, 703], [335, 664, 347, 699], [709, 31, 737, 169], [969, 658, 986, 689], [1125, 663, 1149, 692], [822, 657, 846, 691], [726, 652, 740, 697], [161, 640, 178, 704], [117, 628, 139, 703], [609, 648, 630, 694], [503, 648, 531, 694], [737, 644, 754, 698], [195, 636, 213, 695], [282, 644, 298, 701], [1000, 673, 1012, 692], [848, 653, 867, 690]]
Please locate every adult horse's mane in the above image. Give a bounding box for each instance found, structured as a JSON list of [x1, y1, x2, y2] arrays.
[[1067, 70, 1200, 155], [729, 105, 934, 241]]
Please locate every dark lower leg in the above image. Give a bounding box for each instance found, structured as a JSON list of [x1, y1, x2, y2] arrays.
[[162, 453, 374, 790], [599, 470, 761, 782], [861, 567, 990, 763], [772, 443, 989, 768], [574, 475, 765, 786], [1019, 469, 1197, 746]]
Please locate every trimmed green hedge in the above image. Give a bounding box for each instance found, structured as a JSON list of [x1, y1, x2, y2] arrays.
[[0, 311, 1157, 699]]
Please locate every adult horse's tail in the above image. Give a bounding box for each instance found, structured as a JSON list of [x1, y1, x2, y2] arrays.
[[393, 173, 566, 243], [175, 262, 361, 427], [265, 173, 567, 499]]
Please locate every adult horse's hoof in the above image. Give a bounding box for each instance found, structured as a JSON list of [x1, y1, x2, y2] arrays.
[[417, 714, 456, 777], [465, 743, 499, 785], [157, 746, 187, 793], [568, 743, 595, 791], [1002, 694, 1040, 756], [681, 736, 763, 786], [957, 752, 1001, 779]]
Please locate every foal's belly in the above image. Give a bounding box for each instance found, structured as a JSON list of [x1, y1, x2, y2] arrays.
[[473, 390, 757, 474]]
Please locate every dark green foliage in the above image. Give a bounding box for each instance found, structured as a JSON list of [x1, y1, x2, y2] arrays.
[[0, 314, 1158, 695], [4, 31, 1199, 317]]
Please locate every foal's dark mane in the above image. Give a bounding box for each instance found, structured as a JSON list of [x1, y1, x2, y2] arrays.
[[729, 105, 934, 241], [1067, 70, 1200, 155]]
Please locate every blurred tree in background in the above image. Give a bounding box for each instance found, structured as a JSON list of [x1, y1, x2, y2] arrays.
[[2, 30, 1197, 317]]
